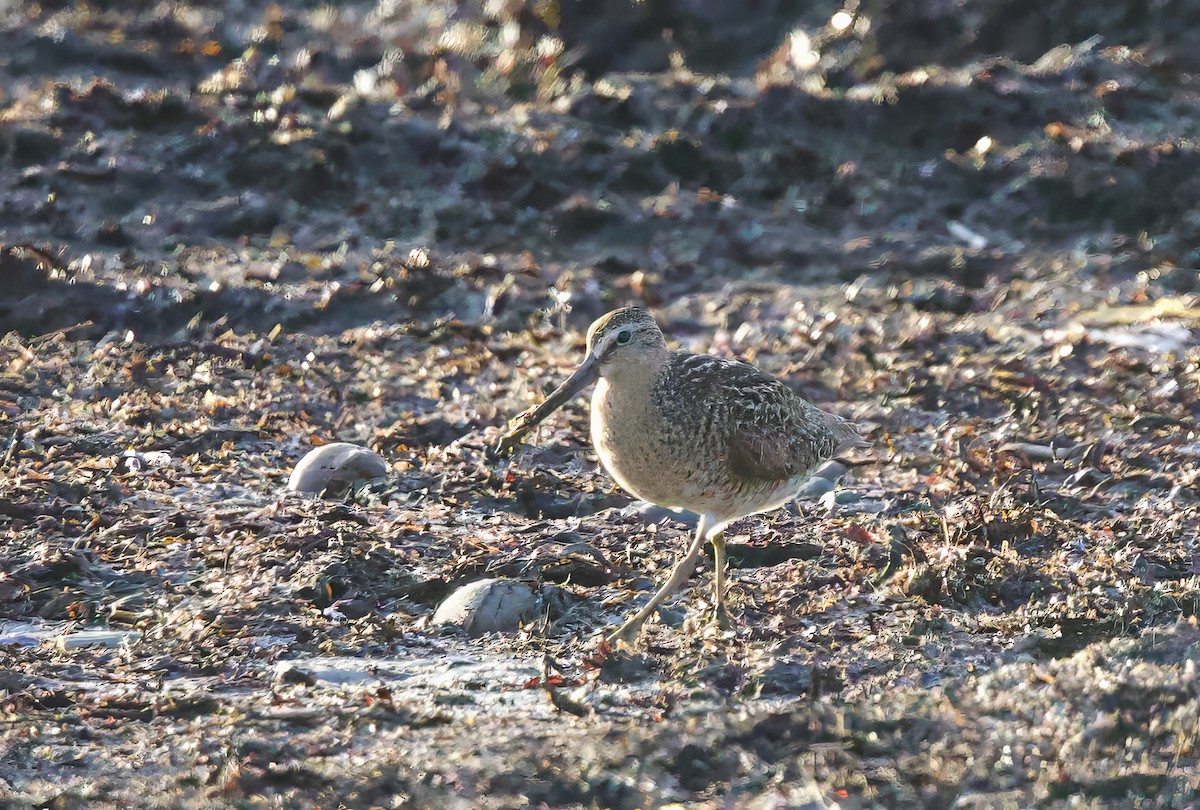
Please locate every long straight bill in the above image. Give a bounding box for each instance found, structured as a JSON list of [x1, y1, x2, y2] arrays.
[[493, 353, 600, 456]]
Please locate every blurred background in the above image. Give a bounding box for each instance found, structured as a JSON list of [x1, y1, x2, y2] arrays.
[[3, 0, 1199, 337]]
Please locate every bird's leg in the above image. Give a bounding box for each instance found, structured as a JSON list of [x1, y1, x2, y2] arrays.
[[710, 529, 733, 630], [606, 516, 710, 644]]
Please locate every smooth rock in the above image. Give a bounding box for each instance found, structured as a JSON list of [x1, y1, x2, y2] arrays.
[[635, 502, 699, 528], [795, 476, 835, 500], [655, 605, 687, 628], [813, 460, 849, 481], [287, 442, 388, 494], [819, 489, 862, 510], [431, 578, 539, 636], [0, 621, 54, 647]]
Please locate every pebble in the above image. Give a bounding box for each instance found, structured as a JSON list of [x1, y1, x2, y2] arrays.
[[795, 476, 835, 500], [813, 460, 849, 481], [1067, 467, 1110, 487], [635, 503, 699, 528], [431, 578, 540, 637], [819, 489, 862, 510], [655, 606, 686, 628], [287, 442, 388, 494]]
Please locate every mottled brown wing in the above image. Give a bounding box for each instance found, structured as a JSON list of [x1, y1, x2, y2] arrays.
[[727, 398, 844, 481], [722, 361, 855, 481], [654, 351, 853, 482], [660, 354, 820, 481], [727, 426, 809, 481]]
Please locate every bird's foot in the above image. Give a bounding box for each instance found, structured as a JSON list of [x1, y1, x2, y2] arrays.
[[710, 604, 735, 633], [603, 619, 644, 647]]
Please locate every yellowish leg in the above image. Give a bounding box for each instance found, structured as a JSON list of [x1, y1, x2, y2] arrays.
[[711, 530, 733, 630], [606, 516, 710, 643]]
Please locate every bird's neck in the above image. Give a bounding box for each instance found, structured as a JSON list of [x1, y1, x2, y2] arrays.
[[592, 356, 663, 421], [598, 347, 666, 392]]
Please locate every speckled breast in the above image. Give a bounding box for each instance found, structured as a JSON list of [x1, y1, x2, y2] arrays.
[[589, 378, 700, 509], [589, 377, 813, 520]]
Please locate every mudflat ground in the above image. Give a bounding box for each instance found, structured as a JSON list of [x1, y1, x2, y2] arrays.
[[1, 1, 1199, 807]]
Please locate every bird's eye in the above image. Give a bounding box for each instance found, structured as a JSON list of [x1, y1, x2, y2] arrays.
[[616, 330, 632, 345]]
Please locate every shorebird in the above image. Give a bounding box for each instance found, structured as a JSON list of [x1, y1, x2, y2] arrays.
[[494, 307, 867, 643]]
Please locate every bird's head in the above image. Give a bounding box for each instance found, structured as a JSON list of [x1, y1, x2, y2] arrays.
[[490, 307, 669, 457], [584, 306, 668, 372]]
